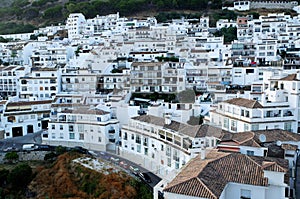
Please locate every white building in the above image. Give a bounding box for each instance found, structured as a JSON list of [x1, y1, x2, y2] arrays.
[[44, 106, 119, 151], [130, 61, 185, 93], [1, 99, 52, 138], [0, 65, 26, 99], [163, 150, 290, 199], [66, 13, 86, 40], [19, 67, 61, 100], [120, 115, 223, 180]]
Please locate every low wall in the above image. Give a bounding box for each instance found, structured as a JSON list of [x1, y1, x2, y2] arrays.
[[0, 151, 49, 163]]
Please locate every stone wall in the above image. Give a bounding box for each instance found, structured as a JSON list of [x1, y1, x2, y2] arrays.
[[0, 151, 49, 163], [250, 1, 298, 9]]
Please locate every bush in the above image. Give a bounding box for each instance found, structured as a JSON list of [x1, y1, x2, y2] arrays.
[[43, 5, 63, 19], [213, 27, 237, 43], [177, 90, 195, 103], [7, 163, 32, 189], [4, 152, 19, 163], [187, 116, 204, 125]]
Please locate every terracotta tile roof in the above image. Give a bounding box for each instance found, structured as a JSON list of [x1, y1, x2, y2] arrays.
[[281, 143, 298, 151], [224, 98, 263, 108], [131, 62, 162, 67], [132, 115, 224, 138], [220, 129, 300, 148], [252, 129, 300, 142], [164, 151, 288, 198], [280, 73, 299, 81], [7, 100, 53, 107], [249, 156, 288, 173], [0, 100, 7, 105], [220, 132, 261, 147], [196, 124, 224, 138], [61, 108, 109, 115]]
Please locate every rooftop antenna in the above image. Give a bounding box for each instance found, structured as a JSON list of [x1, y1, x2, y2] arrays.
[[259, 134, 266, 143], [276, 140, 282, 147]]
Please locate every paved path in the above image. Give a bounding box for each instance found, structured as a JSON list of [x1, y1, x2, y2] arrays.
[[0, 131, 42, 151], [94, 150, 162, 189]]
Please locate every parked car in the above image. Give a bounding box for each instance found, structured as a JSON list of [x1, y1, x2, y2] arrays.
[[73, 146, 89, 154], [3, 146, 19, 152], [129, 166, 139, 176], [119, 161, 128, 169], [22, 144, 37, 151], [36, 144, 55, 151], [138, 172, 152, 183], [110, 157, 120, 163]]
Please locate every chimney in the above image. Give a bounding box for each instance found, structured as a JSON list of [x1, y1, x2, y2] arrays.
[[164, 113, 172, 125], [236, 91, 240, 98], [297, 72, 300, 80], [200, 147, 206, 160]]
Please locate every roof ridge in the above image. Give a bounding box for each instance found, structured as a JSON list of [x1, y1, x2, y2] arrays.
[[196, 177, 218, 199], [236, 132, 256, 144], [244, 154, 262, 168], [262, 161, 286, 172]]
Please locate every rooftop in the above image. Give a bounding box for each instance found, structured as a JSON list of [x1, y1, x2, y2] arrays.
[[223, 98, 263, 108], [132, 115, 224, 138], [164, 150, 288, 199]]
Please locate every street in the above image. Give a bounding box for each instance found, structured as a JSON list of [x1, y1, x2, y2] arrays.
[[0, 131, 42, 151], [95, 150, 162, 189], [0, 132, 162, 190]]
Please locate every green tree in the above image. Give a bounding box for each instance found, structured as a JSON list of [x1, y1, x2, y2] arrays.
[[187, 116, 204, 125], [214, 27, 237, 43], [4, 152, 19, 163], [7, 163, 32, 189], [177, 90, 195, 103], [43, 5, 63, 19], [0, 169, 9, 186]]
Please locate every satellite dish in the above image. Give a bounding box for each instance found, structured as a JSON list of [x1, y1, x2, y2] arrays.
[[276, 141, 282, 146], [259, 134, 266, 143]]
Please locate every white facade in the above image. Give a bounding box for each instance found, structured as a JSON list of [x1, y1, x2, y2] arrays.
[[120, 115, 221, 180], [1, 100, 52, 138], [19, 68, 60, 100], [44, 107, 119, 151], [66, 13, 86, 40]]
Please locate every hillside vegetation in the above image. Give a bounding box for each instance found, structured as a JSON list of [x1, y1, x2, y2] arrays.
[[0, 152, 152, 199], [0, 0, 224, 34], [0, 0, 299, 35]]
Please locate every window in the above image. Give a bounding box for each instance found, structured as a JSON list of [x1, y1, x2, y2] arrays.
[[69, 133, 75, 139], [79, 133, 84, 140], [136, 135, 141, 144], [167, 157, 171, 167], [137, 145, 141, 153], [98, 137, 101, 142], [144, 147, 148, 155], [60, 125, 63, 130], [251, 124, 259, 131], [78, 124, 84, 132], [284, 122, 292, 132], [292, 82, 296, 90], [244, 124, 249, 131], [166, 146, 171, 156], [223, 118, 229, 129], [241, 189, 251, 199], [68, 124, 74, 131], [246, 150, 254, 156], [52, 125, 55, 130]]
